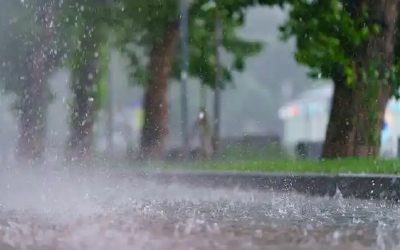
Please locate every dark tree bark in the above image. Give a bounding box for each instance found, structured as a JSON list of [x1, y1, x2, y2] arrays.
[[139, 21, 179, 161], [321, 73, 356, 159], [66, 62, 98, 162], [17, 51, 49, 162], [65, 28, 101, 162], [351, 0, 398, 157], [322, 0, 399, 158], [16, 2, 55, 163]]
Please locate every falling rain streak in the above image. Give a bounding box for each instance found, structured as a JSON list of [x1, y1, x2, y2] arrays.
[[0, 0, 399, 250]]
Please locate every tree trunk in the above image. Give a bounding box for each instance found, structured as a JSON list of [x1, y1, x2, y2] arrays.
[[323, 0, 398, 159], [66, 29, 101, 162], [17, 51, 49, 162], [139, 21, 179, 161], [321, 76, 356, 159], [350, 0, 398, 157], [351, 83, 391, 157], [16, 3, 55, 163], [66, 62, 98, 162]]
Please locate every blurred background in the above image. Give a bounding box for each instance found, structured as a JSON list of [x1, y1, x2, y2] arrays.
[[0, 1, 396, 164]]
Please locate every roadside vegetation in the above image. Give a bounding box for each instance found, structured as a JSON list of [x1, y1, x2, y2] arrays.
[[167, 158, 400, 174]]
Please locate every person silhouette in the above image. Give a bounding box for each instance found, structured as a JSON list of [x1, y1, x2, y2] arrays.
[[190, 107, 213, 160]]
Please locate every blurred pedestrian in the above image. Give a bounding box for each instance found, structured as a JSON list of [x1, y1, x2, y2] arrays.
[[190, 107, 213, 160]]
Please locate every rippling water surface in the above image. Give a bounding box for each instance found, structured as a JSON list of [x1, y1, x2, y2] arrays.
[[1, 163, 400, 250]]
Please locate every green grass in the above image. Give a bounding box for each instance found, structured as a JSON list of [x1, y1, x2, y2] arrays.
[[166, 158, 400, 174]]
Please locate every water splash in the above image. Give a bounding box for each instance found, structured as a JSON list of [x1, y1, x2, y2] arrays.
[[0, 161, 398, 249], [333, 186, 344, 201]]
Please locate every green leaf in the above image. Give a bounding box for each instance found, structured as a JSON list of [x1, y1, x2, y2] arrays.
[[233, 57, 245, 71], [372, 24, 380, 34]]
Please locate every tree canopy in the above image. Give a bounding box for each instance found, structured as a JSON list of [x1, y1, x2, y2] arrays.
[[112, 0, 264, 89], [279, 0, 399, 93]]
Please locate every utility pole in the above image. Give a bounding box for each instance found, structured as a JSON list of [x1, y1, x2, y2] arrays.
[[106, 47, 114, 158], [213, 8, 222, 158], [200, 85, 206, 109], [179, 0, 190, 159]]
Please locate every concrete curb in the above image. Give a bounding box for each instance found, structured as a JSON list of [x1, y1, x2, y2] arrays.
[[132, 170, 400, 202]]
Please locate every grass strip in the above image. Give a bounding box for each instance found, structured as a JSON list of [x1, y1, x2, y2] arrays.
[[166, 158, 400, 174]]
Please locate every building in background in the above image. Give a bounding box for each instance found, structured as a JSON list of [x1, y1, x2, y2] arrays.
[[278, 84, 398, 158]]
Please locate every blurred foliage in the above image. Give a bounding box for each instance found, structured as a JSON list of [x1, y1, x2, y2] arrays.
[[277, 0, 400, 151], [279, 0, 366, 83], [279, 0, 400, 95], [0, 0, 287, 104], [0, 0, 64, 105], [172, 4, 263, 89], [0, 0, 116, 113], [58, 0, 116, 111], [113, 0, 264, 88], [0, 0, 37, 94]]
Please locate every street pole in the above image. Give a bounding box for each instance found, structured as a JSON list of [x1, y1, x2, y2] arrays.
[[179, 0, 190, 159], [213, 8, 222, 158], [106, 47, 114, 158], [200, 85, 206, 109]]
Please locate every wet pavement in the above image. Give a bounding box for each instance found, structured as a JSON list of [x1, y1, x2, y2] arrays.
[[1, 164, 400, 250]]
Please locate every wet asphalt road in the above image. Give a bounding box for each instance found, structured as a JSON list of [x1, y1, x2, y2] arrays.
[[0, 164, 400, 250]]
